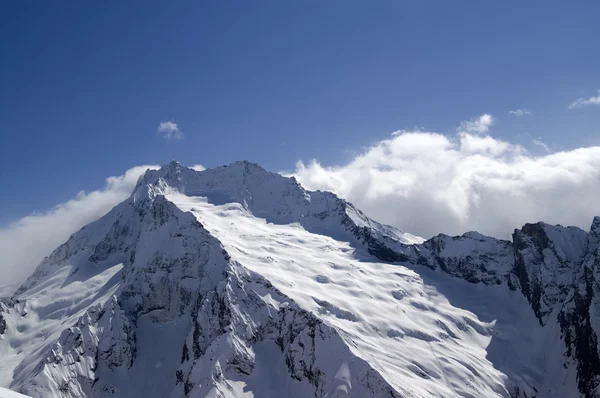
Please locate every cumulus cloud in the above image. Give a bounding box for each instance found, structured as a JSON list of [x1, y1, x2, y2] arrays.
[[292, 117, 600, 240], [459, 132, 523, 157], [568, 90, 600, 109], [0, 165, 158, 291], [457, 114, 494, 134], [508, 109, 531, 116], [157, 121, 184, 140], [190, 164, 205, 171], [532, 138, 551, 152]]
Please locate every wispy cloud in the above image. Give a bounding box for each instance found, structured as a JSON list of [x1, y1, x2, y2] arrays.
[[0, 165, 158, 289], [508, 109, 531, 116], [532, 138, 550, 152], [157, 121, 184, 140], [568, 90, 600, 109], [457, 114, 494, 134]]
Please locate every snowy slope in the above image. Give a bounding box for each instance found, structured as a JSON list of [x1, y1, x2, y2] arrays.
[[1, 164, 403, 397], [0, 387, 30, 398], [1, 161, 600, 397], [170, 192, 555, 397]]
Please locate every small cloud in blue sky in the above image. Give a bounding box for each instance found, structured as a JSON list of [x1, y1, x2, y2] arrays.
[[457, 114, 494, 134], [508, 109, 531, 116], [568, 90, 600, 109], [157, 121, 184, 140]]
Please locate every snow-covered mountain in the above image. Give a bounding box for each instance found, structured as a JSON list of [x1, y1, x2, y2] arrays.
[[2, 160, 600, 397]]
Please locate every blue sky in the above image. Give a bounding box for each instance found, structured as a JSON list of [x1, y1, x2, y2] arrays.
[[1, 1, 599, 223]]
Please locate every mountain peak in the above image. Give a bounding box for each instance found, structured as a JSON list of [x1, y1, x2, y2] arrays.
[[130, 160, 312, 223], [591, 216, 600, 234], [135, 160, 271, 192], [227, 159, 264, 169]]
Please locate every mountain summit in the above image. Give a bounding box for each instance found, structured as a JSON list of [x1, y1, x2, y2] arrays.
[[2, 161, 600, 397]]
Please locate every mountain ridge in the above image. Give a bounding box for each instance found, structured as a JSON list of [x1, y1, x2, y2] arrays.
[[1, 160, 600, 397]]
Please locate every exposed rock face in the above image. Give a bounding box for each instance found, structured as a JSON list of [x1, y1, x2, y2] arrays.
[[173, 265, 397, 398], [2, 161, 600, 397], [555, 218, 600, 398], [511, 222, 588, 324], [420, 222, 600, 398], [414, 222, 600, 398], [419, 232, 514, 284], [0, 298, 16, 336], [0, 313, 6, 336], [30, 296, 135, 397]]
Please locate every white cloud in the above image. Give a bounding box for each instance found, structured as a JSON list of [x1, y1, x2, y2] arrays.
[[532, 138, 551, 152], [157, 121, 184, 140], [508, 109, 531, 116], [457, 114, 494, 134], [459, 132, 523, 157], [568, 90, 600, 109], [0, 165, 158, 291], [292, 126, 600, 240], [190, 164, 205, 171]]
